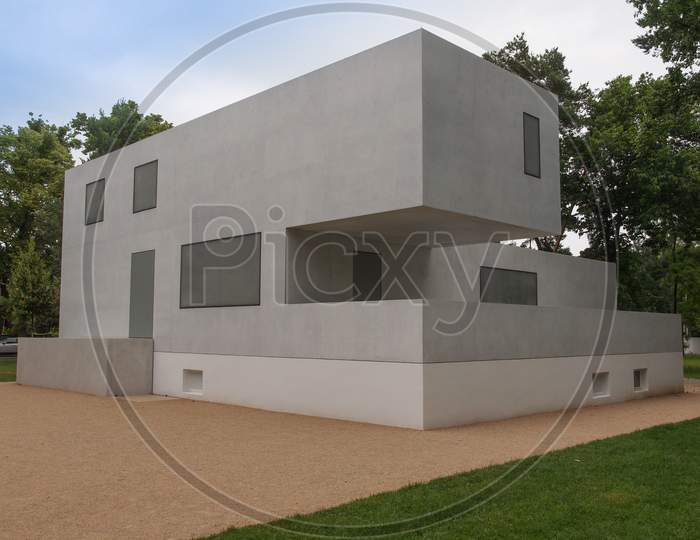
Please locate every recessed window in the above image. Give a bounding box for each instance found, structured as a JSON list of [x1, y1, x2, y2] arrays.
[[523, 112, 541, 178], [180, 233, 261, 308], [480, 267, 537, 306], [592, 372, 610, 398], [84, 178, 105, 225], [133, 160, 158, 213], [633, 369, 648, 392], [353, 251, 382, 301]]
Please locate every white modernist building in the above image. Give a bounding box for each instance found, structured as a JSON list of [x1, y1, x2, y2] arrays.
[[19, 30, 683, 429]]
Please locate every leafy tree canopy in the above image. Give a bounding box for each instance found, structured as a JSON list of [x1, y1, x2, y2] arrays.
[[70, 99, 172, 160], [0, 114, 73, 283], [629, 0, 700, 70]]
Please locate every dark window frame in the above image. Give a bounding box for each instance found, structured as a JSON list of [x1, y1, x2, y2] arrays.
[[84, 178, 105, 225], [179, 232, 262, 309], [479, 266, 538, 306], [132, 159, 158, 214], [523, 112, 541, 178]]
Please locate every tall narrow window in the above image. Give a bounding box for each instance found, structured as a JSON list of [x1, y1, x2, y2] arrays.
[[133, 160, 158, 213], [85, 178, 105, 225], [353, 251, 382, 301], [523, 112, 541, 178]]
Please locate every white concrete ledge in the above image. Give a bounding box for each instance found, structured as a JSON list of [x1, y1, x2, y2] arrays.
[[153, 351, 683, 429]]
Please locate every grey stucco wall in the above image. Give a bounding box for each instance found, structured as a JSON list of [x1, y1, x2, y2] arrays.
[[60, 30, 424, 340], [411, 243, 617, 309], [421, 31, 561, 236], [423, 303, 682, 363], [17, 338, 153, 396], [56, 28, 675, 370]]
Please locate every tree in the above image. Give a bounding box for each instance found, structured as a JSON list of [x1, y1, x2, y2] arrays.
[[71, 99, 172, 160], [484, 34, 592, 253], [7, 239, 58, 335], [0, 114, 73, 285], [628, 0, 700, 71]]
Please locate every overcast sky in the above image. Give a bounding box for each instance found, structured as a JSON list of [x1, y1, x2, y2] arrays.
[[1, 0, 668, 252]]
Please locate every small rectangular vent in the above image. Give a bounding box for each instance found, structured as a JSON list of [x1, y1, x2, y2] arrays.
[[633, 368, 648, 392], [183, 369, 203, 395], [592, 372, 609, 398]]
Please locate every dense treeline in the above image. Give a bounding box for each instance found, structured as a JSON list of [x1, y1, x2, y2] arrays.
[[0, 0, 697, 338]]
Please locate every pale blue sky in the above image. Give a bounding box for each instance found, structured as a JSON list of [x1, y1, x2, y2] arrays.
[[2, 0, 667, 128]]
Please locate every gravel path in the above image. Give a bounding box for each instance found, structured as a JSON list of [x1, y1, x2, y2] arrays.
[[2, 382, 699, 539]]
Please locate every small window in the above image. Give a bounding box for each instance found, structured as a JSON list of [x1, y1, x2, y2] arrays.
[[592, 372, 610, 398], [85, 178, 105, 225], [353, 251, 382, 301], [633, 368, 648, 392], [480, 267, 537, 306], [180, 233, 261, 308], [523, 112, 541, 178], [133, 160, 158, 213]]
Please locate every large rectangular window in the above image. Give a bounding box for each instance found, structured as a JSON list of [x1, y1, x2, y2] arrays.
[[180, 233, 261, 308], [133, 160, 158, 213], [353, 251, 382, 301], [480, 266, 537, 306], [85, 178, 105, 225], [523, 112, 541, 178]]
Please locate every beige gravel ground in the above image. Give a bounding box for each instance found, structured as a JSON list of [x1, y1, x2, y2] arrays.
[[1, 382, 700, 540]]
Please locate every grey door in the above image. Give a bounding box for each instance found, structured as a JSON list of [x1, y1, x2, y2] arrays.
[[129, 250, 155, 338]]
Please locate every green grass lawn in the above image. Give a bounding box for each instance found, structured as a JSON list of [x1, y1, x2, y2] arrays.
[[684, 354, 700, 379], [0, 357, 16, 382], [205, 418, 700, 539]]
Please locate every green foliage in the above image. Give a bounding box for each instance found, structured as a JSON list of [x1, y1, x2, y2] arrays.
[[484, 34, 592, 253], [71, 99, 172, 160], [629, 0, 700, 70], [685, 354, 700, 378], [0, 114, 73, 283], [0, 359, 16, 382], [7, 238, 58, 335]]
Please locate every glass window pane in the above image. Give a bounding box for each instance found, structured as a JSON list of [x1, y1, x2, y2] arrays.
[[180, 233, 261, 308], [523, 113, 541, 177], [85, 178, 105, 225], [480, 266, 537, 305], [133, 160, 158, 212]]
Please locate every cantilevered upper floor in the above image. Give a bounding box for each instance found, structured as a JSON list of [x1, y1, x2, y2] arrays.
[[62, 28, 560, 254]]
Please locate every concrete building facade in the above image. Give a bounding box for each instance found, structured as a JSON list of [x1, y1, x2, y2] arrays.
[[22, 30, 683, 428]]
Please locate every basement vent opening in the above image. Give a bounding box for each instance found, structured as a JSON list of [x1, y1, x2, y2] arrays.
[[592, 372, 609, 398], [633, 368, 648, 392], [183, 369, 203, 395]]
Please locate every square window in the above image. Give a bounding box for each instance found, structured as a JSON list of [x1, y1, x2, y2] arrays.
[[85, 178, 105, 225], [523, 112, 541, 178], [592, 372, 610, 398], [180, 233, 261, 308], [633, 368, 648, 391], [133, 160, 158, 213]]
